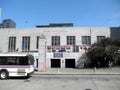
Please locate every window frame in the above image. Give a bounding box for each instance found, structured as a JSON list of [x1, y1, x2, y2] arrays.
[[51, 36, 60, 46], [82, 36, 91, 45], [22, 36, 30, 52], [97, 36, 105, 42], [67, 36, 76, 45], [8, 37, 16, 52]]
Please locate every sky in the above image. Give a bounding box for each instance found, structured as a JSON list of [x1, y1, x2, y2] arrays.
[[0, 0, 120, 28]]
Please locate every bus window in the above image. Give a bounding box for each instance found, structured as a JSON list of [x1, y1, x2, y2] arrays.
[[0, 57, 7, 65], [7, 57, 16, 65], [0, 57, 4, 65], [19, 57, 28, 65]]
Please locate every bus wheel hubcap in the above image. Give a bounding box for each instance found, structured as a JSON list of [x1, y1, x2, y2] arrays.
[[1, 72, 6, 78]]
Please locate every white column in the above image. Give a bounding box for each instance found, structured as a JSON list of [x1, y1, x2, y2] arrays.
[[38, 34, 46, 72]]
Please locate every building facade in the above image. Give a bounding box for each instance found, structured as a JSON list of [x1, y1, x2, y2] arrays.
[[0, 27, 120, 71]]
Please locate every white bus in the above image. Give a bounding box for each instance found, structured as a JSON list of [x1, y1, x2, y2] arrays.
[[0, 53, 34, 79]]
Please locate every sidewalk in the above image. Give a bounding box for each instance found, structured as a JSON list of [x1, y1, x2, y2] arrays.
[[34, 67, 120, 75]]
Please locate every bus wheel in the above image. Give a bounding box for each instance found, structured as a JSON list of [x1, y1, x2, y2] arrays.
[[0, 70, 9, 79]]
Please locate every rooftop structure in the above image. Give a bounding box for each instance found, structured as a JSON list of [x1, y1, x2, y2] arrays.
[[36, 23, 73, 28], [0, 19, 16, 28]]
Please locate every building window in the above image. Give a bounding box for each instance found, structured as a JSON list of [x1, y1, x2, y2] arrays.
[[36, 36, 39, 49], [8, 37, 16, 51], [82, 36, 91, 45], [22, 37, 30, 52], [67, 36, 76, 45], [73, 45, 79, 52], [97, 36, 105, 42], [52, 36, 60, 46]]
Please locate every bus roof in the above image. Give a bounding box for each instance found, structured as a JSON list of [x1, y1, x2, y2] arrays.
[[0, 53, 30, 57]]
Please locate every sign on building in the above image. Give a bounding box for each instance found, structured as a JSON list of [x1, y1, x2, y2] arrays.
[[53, 52, 63, 58]]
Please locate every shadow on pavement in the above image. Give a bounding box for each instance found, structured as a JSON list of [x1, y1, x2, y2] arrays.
[[9, 76, 32, 80]]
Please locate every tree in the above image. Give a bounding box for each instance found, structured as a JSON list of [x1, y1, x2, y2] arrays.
[[87, 47, 105, 67], [86, 38, 120, 67]]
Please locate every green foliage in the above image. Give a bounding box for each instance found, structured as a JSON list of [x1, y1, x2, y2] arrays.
[[86, 38, 120, 67]]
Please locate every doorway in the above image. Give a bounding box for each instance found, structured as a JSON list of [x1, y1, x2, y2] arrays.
[[51, 59, 61, 68], [65, 59, 75, 68], [36, 59, 38, 68]]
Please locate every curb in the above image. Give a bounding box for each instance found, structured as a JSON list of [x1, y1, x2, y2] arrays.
[[34, 72, 120, 75]]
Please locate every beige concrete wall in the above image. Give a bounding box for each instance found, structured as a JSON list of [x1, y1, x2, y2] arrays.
[[0, 27, 110, 52]]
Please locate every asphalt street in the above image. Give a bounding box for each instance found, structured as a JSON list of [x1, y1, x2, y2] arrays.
[[0, 75, 120, 90]]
